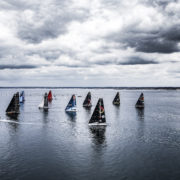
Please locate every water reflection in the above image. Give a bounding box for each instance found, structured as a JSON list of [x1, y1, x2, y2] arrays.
[[6, 113, 19, 121], [66, 112, 76, 121], [114, 105, 120, 119], [136, 108, 144, 121], [84, 107, 92, 116], [136, 108, 145, 140], [89, 126, 106, 145], [6, 114, 19, 129], [19, 103, 24, 111], [42, 111, 49, 123]]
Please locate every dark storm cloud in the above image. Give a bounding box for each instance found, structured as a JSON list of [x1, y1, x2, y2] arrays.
[[125, 34, 179, 53], [162, 26, 180, 42], [107, 25, 180, 53], [0, 65, 37, 70], [102, 0, 180, 54], [119, 57, 158, 65], [91, 57, 158, 66], [145, 0, 178, 8], [132, 26, 180, 53]]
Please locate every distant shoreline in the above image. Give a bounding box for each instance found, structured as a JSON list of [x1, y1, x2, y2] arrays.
[[0, 87, 180, 90]]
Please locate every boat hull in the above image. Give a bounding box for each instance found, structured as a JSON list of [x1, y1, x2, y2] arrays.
[[83, 104, 92, 108], [65, 107, 77, 112], [39, 106, 49, 110], [88, 122, 107, 126], [113, 102, 120, 105], [135, 105, 144, 108], [6, 112, 19, 115]]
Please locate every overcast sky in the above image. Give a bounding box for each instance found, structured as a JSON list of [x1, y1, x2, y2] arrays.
[[0, 0, 180, 87]]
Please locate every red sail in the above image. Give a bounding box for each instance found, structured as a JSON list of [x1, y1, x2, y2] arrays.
[[48, 90, 52, 101]]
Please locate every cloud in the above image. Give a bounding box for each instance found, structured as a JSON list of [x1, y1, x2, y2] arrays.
[[0, 65, 37, 70], [119, 57, 158, 65], [0, 0, 180, 86], [121, 26, 180, 53], [15, 0, 90, 44]]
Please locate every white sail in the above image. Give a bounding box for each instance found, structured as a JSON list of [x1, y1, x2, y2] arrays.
[[19, 96, 23, 103], [38, 99, 44, 109]]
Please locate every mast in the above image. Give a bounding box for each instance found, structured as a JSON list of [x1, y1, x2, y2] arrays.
[[89, 98, 106, 124], [135, 93, 144, 108], [83, 92, 92, 107], [113, 92, 120, 105]]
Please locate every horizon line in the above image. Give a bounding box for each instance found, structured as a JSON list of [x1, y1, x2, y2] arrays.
[[0, 86, 180, 89]]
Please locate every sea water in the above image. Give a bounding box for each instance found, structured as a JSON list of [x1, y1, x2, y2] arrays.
[[0, 88, 180, 180]]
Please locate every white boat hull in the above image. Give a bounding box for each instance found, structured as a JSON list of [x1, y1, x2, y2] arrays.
[[88, 122, 107, 126], [65, 107, 77, 112]]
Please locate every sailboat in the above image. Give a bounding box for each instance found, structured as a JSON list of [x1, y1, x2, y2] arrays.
[[48, 90, 53, 101], [6, 92, 20, 117], [112, 92, 120, 105], [19, 91, 25, 103], [38, 93, 49, 110], [83, 92, 92, 108], [89, 98, 106, 126], [135, 93, 144, 108], [65, 94, 77, 112]]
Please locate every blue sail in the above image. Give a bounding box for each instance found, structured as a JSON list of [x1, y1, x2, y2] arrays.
[[65, 94, 77, 112], [19, 91, 25, 103]]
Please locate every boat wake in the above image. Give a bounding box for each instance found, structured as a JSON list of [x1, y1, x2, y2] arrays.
[[0, 119, 41, 125]]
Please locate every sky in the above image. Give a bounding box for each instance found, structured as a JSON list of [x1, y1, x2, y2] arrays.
[[0, 0, 180, 87]]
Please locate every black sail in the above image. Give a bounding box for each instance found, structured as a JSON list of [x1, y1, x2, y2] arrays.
[[89, 98, 106, 124], [83, 92, 92, 107], [44, 93, 48, 109], [6, 92, 20, 114], [135, 93, 144, 108], [16, 92, 20, 106], [113, 92, 120, 105]]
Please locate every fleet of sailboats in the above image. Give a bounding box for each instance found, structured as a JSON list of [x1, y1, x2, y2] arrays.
[[4, 90, 145, 123]]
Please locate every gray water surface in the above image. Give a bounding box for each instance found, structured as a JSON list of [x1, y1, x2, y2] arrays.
[[0, 89, 180, 180]]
